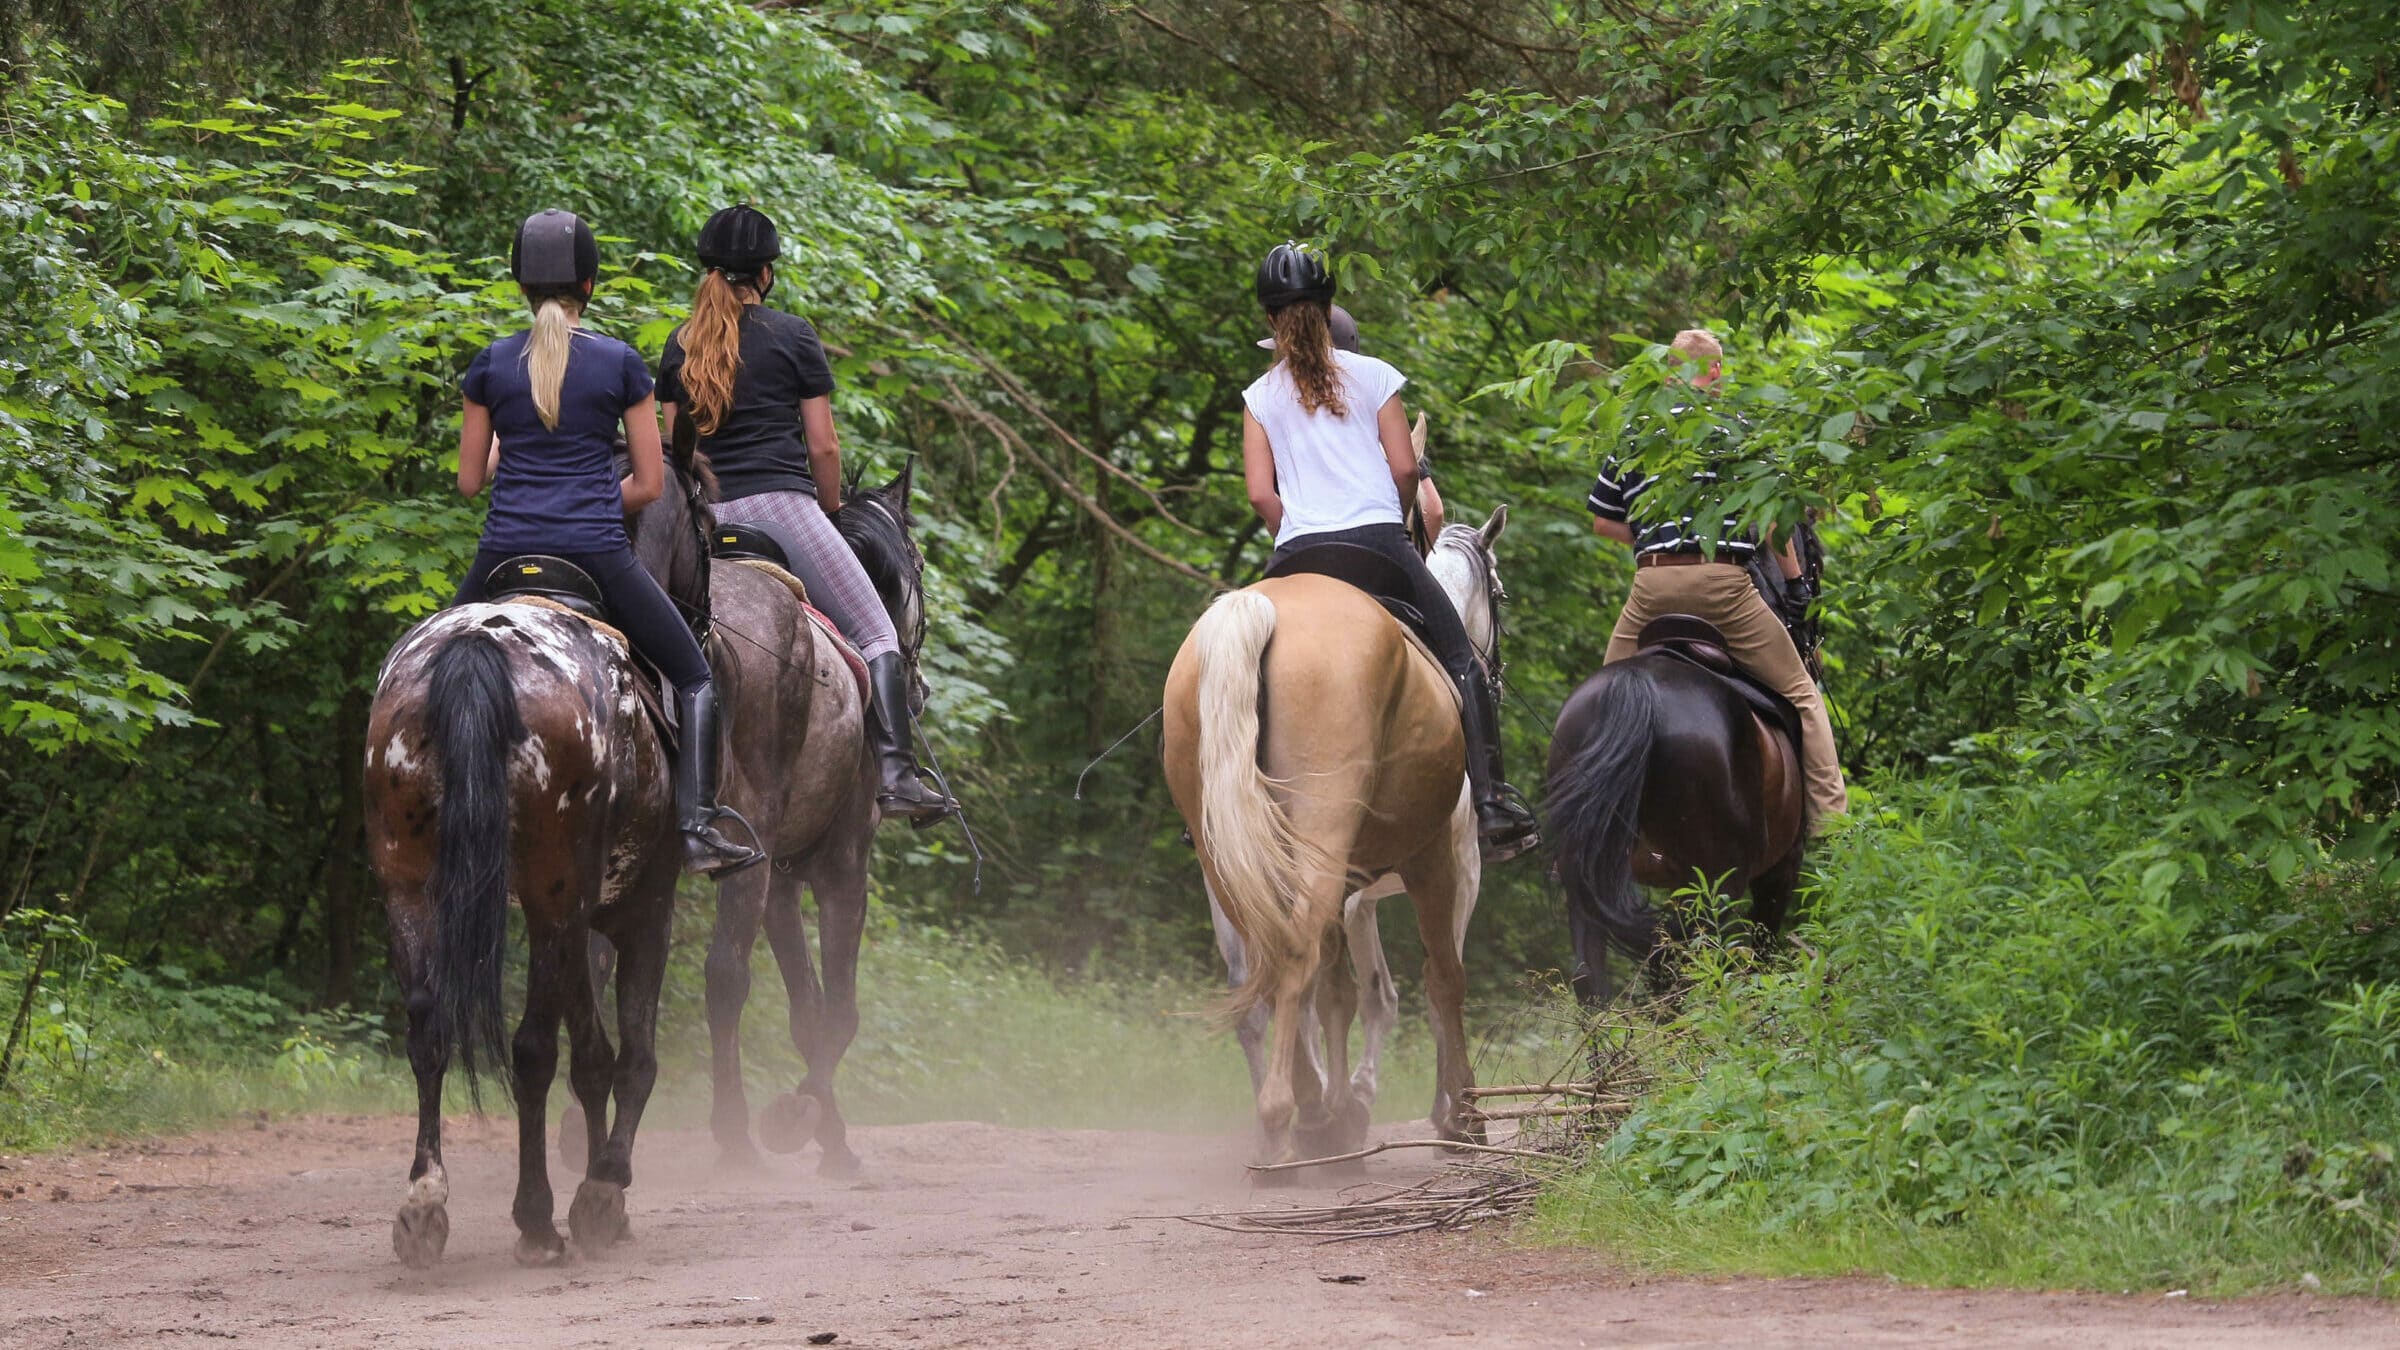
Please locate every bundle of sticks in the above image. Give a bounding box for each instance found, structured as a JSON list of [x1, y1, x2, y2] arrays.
[[1168, 1157, 1558, 1244]]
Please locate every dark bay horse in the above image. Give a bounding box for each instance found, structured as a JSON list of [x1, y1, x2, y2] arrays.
[[365, 548, 679, 1267], [1546, 636, 1807, 1003], [576, 447, 929, 1178]]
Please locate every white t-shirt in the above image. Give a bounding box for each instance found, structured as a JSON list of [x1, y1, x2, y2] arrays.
[[1242, 350, 1408, 546]]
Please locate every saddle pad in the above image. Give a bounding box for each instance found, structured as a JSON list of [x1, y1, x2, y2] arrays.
[[731, 556, 810, 609], [802, 604, 872, 704]]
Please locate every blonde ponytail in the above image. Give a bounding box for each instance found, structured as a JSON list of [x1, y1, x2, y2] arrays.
[[677, 269, 749, 436], [524, 292, 583, 430]]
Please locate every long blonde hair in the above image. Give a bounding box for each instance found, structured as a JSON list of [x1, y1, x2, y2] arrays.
[[522, 286, 585, 430], [674, 269, 751, 436], [1270, 301, 1347, 418]]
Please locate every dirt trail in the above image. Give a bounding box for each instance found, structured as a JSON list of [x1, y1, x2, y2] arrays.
[[0, 1113, 2392, 1348]]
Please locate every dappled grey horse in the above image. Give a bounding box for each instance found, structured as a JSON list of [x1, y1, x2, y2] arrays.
[[1207, 505, 1509, 1157]]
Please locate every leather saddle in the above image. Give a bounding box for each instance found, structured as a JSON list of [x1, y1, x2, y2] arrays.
[[1637, 613, 1804, 751], [1263, 543, 1430, 640], [485, 554, 609, 621], [709, 522, 790, 570]]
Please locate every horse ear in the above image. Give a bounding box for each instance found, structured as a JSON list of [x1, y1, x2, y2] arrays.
[[1410, 411, 1429, 460], [1479, 503, 1509, 548], [888, 456, 916, 512]]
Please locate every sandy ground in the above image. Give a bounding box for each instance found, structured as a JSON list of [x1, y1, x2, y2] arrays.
[[0, 1113, 2394, 1348]]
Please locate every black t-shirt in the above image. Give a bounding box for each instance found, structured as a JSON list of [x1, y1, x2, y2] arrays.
[[657, 306, 837, 501]]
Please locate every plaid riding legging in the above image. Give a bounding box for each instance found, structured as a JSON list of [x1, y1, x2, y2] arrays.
[[712, 490, 901, 662]]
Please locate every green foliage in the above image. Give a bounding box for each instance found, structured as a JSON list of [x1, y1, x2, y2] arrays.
[[1547, 768, 2400, 1291]]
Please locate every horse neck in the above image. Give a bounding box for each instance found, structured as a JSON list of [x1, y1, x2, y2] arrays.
[[632, 465, 706, 613], [1426, 534, 1495, 658]]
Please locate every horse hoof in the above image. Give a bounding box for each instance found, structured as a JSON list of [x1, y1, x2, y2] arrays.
[[1249, 1165, 1300, 1190], [817, 1147, 863, 1181], [715, 1137, 767, 1173], [391, 1202, 449, 1269], [760, 1092, 822, 1155], [569, 1180, 630, 1252], [558, 1104, 589, 1173], [515, 1231, 569, 1267]]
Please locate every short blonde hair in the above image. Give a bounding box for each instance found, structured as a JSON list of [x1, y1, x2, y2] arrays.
[[1669, 328, 1723, 365]]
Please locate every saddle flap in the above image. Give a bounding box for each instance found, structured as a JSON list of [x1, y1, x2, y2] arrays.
[[711, 522, 790, 570], [1264, 543, 1429, 635], [485, 554, 607, 621]]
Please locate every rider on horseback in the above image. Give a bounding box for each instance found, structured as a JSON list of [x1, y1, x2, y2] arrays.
[[1587, 328, 1849, 826], [655, 205, 959, 827], [450, 209, 764, 875], [1243, 243, 1542, 862]]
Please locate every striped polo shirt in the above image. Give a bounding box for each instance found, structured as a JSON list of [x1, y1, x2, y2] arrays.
[[1584, 402, 1758, 559]]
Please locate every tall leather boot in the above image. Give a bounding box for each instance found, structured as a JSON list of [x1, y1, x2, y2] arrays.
[[1460, 668, 1540, 862], [867, 653, 959, 827], [675, 682, 764, 875]]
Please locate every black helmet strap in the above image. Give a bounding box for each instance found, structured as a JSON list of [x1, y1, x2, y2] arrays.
[[714, 264, 773, 299]]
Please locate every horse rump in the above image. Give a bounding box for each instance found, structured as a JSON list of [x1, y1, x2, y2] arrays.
[[424, 630, 526, 1100], [1546, 662, 1665, 965]]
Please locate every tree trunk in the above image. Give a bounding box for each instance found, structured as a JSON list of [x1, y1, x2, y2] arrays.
[[320, 669, 369, 1008]]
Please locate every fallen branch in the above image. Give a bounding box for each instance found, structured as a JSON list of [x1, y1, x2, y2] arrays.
[[1459, 1081, 1599, 1100], [1464, 1101, 1630, 1122], [1246, 1138, 1570, 1173]]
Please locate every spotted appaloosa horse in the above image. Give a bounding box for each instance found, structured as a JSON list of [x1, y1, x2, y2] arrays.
[[364, 561, 679, 1268], [1206, 507, 1512, 1159]]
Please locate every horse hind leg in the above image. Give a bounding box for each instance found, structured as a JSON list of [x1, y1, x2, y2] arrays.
[[1210, 880, 1271, 1096], [509, 924, 571, 1266], [558, 930, 615, 1174], [773, 858, 867, 1179], [1341, 893, 1400, 1153], [389, 903, 450, 1269], [1302, 920, 1365, 1168], [703, 862, 771, 1166], [1400, 853, 1482, 1146], [757, 866, 826, 1160], [576, 887, 673, 1252]]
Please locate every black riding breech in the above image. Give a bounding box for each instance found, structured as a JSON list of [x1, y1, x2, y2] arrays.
[[1269, 522, 1477, 686], [452, 545, 712, 693]]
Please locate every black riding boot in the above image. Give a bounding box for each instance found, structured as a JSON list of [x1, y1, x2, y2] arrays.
[[1460, 668, 1540, 862], [675, 683, 764, 876], [867, 653, 959, 827]]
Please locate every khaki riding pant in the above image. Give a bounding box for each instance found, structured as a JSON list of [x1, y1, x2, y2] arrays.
[[1603, 563, 1849, 825]]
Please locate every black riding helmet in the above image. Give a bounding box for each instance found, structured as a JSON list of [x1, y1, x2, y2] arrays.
[[698, 204, 782, 273], [1255, 241, 1335, 312], [510, 208, 598, 287]]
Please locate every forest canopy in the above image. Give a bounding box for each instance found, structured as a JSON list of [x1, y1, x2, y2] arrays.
[[0, 0, 2392, 1006]]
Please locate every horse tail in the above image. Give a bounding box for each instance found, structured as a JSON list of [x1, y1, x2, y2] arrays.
[[424, 630, 525, 1102], [1191, 589, 1321, 1019], [1548, 662, 1661, 958]]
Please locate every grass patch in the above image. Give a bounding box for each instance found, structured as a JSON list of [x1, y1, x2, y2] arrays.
[[1543, 768, 2400, 1296]]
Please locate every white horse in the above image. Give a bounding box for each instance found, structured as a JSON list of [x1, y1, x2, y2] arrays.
[[1207, 499, 1510, 1154]]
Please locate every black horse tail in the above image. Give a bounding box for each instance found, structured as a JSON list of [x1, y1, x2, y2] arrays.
[[425, 630, 524, 1102], [1548, 663, 1661, 958]]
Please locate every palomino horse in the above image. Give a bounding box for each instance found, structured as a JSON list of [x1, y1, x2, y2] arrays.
[[1546, 631, 1808, 1003], [365, 545, 680, 1267], [1163, 533, 1487, 1171], [1209, 508, 1513, 1154]]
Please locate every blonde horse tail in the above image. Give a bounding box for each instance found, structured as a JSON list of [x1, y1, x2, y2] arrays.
[[1193, 590, 1317, 1020]]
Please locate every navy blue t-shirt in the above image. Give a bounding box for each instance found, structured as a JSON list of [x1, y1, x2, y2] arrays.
[[462, 328, 654, 553]]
